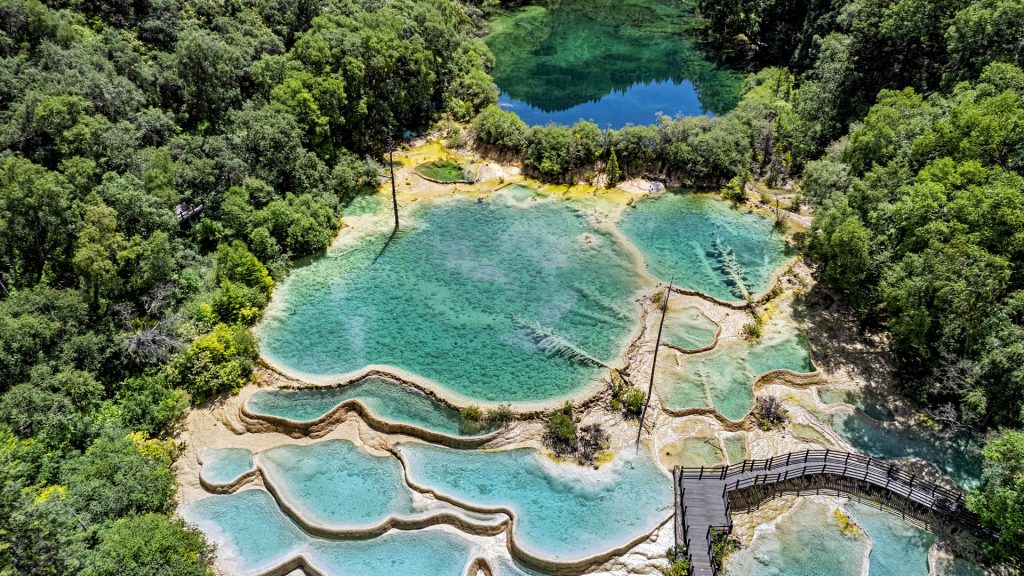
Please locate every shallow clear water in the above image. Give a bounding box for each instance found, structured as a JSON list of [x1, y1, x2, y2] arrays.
[[485, 0, 742, 127], [256, 440, 414, 530], [496, 183, 541, 204], [747, 331, 814, 376], [183, 489, 478, 576], [259, 196, 645, 403], [723, 434, 746, 464], [789, 423, 832, 446], [678, 437, 725, 467], [659, 330, 814, 421], [398, 443, 672, 561], [727, 499, 951, 576], [827, 408, 982, 488], [944, 558, 989, 576], [818, 387, 895, 422], [246, 377, 493, 436], [343, 193, 382, 217], [620, 192, 791, 302], [846, 502, 935, 576], [662, 305, 718, 350], [725, 499, 869, 576], [200, 448, 254, 486]]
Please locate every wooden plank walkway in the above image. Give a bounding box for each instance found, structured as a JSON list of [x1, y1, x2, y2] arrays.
[[674, 449, 988, 576]]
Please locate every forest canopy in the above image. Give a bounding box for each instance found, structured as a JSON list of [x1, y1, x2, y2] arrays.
[[0, 0, 495, 573]]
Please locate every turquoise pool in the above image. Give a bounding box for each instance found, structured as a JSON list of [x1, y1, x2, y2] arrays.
[[200, 448, 254, 486], [255, 440, 414, 531], [620, 192, 791, 303], [259, 196, 646, 403], [398, 442, 673, 562]]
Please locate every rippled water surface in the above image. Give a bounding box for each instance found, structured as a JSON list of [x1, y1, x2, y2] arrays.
[[259, 196, 645, 403], [399, 443, 672, 561]]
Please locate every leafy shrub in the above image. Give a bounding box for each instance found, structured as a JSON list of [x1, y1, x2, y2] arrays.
[[623, 387, 646, 416], [741, 320, 763, 340], [720, 174, 747, 203], [484, 403, 516, 427], [460, 405, 482, 422], [82, 513, 214, 576], [166, 323, 257, 403], [710, 530, 740, 568], [544, 402, 578, 455]]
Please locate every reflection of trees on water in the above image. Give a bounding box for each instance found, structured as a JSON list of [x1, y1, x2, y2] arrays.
[[485, 0, 743, 116], [829, 407, 983, 489]]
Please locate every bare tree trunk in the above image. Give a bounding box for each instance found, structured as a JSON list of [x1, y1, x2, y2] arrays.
[[389, 139, 399, 231], [636, 279, 672, 447]]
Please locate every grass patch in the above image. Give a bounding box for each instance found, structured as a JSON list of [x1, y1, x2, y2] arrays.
[[414, 160, 473, 182]]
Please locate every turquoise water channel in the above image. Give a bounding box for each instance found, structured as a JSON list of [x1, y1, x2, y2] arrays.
[[259, 196, 645, 404], [398, 442, 673, 562], [246, 377, 494, 436]]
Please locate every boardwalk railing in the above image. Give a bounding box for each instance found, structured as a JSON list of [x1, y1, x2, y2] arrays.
[[680, 449, 962, 507], [705, 524, 731, 574], [676, 450, 994, 575]]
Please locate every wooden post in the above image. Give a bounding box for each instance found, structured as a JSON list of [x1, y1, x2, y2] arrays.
[[388, 135, 399, 231], [635, 278, 673, 447]]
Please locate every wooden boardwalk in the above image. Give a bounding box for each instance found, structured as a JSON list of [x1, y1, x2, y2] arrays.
[[674, 449, 990, 576]]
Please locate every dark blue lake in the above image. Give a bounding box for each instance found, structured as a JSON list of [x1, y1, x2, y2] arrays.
[[485, 0, 743, 128]]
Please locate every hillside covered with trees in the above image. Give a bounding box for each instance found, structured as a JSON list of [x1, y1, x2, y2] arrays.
[[2, 0, 1024, 572], [0, 0, 495, 573]]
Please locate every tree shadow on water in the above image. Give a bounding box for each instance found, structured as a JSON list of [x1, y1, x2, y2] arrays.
[[371, 227, 400, 265]]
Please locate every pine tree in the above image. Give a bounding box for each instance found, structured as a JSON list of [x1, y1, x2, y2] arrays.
[[606, 147, 621, 188]]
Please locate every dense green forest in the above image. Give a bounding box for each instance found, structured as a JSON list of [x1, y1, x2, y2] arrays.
[[0, 0, 494, 573], [2, 0, 1023, 572]]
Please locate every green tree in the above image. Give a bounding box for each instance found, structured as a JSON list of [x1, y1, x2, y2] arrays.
[[73, 202, 129, 308], [0, 156, 77, 288], [82, 514, 214, 576], [967, 430, 1024, 562], [946, 0, 1024, 81], [62, 433, 176, 524], [606, 146, 622, 187]]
